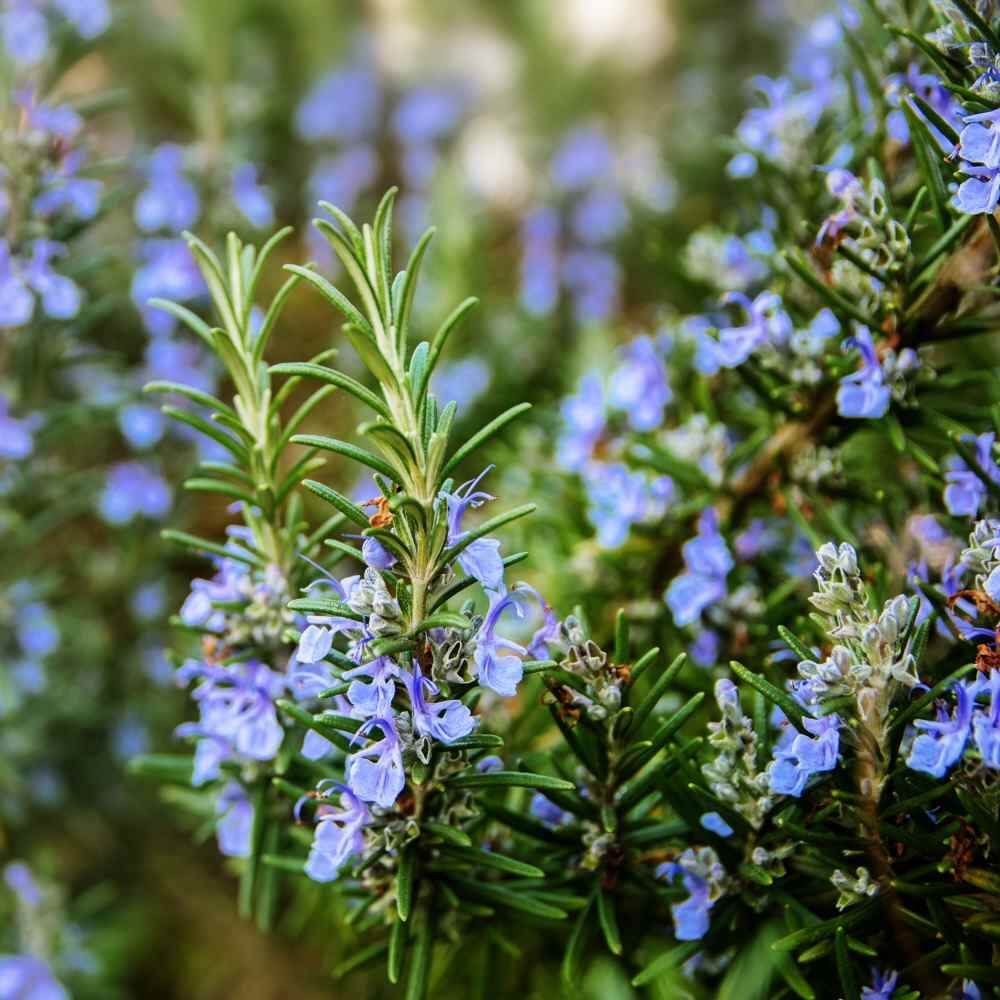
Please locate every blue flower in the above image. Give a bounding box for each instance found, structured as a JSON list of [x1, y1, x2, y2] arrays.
[[403, 665, 477, 744], [530, 793, 573, 828], [906, 681, 974, 778], [561, 248, 619, 323], [303, 782, 370, 883], [655, 848, 726, 942], [2, 2, 49, 66], [0, 955, 68, 1000], [135, 144, 201, 234], [443, 467, 505, 595], [944, 432, 1000, 518], [231, 163, 274, 230], [768, 713, 841, 796], [665, 510, 733, 627], [551, 127, 614, 192], [392, 86, 464, 145], [472, 587, 539, 697], [971, 670, 1000, 769], [17, 601, 59, 658], [175, 660, 286, 785], [118, 402, 166, 450], [52, 0, 112, 38], [347, 716, 405, 808], [33, 150, 103, 222], [0, 395, 41, 460], [836, 327, 890, 419], [570, 187, 628, 245], [215, 782, 254, 857], [132, 239, 206, 334], [699, 812, 734, 838], [582, 462, 673, 548], [98, 462, 171, 524], [4, 862, 41, 906], [861, 968, 898, 1000], [557, 371, 605, 471], [607, 335, 671, 431], [519, 206, 560, 315], [715, 291, 792, 366], [296, 63, 381, 144], [361, 537, 397, 571], [953, 110, 1000, 215]]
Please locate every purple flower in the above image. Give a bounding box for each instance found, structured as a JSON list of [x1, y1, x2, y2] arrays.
[[699, 812, 734, 838], [530, 793, 573, 828], [944, 432, 1000, 518], [304, 783, 370, 882], [431, 357, 490, 410], [443, 467, 505, 595], [665, 510, 733, 627], [0, 955, 69, 1000], [132, 239, 206, 333], [582, 462, 673, 548], [768, 713, 841, 796], [17, 88, 82, 140], [551, 127, 614, 191], [52, 0, 112, 38], [296, 64, 381, 144], [118, 402, 166, 450], [361, 536, 397, 571], [98, 462, 171, 524], [472, 587, 539, 697], [971, 670, 1000, 769], [561, 248, 620, 323], [0, 395, 41, 460], [4, 862, 41, 906], [906, 680, 975, 778], [689, 629, 720, 668], [608, 335, 671, 431], [348, 716, 405, 808], [176, 660, 286, 785], [215, 781, 254, 857], [861, 968, 899, 1000], [836, 327, 890, 419], [33, 151, 102, 221], [519, 206, 560, 315], [717, 291, 793, 367], [17, 601, 59, 658], [0, 242, 34, 328], [135, 145, 201, 234], [655, 852, 723, 941], [2, 2, 48, 66], [231, 163, 274, 230], [403, 665, 477, 744], [954, 110, 1000, 215], [392, 86, 464, 145], [570, 187, 628, 245], [557, 372, 605, 471]]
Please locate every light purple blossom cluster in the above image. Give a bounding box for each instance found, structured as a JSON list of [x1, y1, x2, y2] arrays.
[[295, 470, 553, 881], [655, 846, 727, 941], [520, 126, 630, 323], [297, 41, 467, 247], [1, 0, 110, 68], [557, 338, 675, 546]]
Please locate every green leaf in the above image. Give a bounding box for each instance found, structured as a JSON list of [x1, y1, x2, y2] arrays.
[[397, 845, 418, 921], [144, 380, 236, 420], [562, 895, 593, 986], [440, 403, 532, 478], [783, 250, 872, 326], [771, 901, 879, 952], [161, 405, 248, 462], [422, 821, 472, 848], [776, 625, 816, 664], [396, 227, 435, 356], [596, 889, 622, 956], [729, 660, 806, 732], [292, 434, 402, 482], [415, 297, 478, 403], [388, 914, 407, 985], [270, 362, 390, 419], [613, 609, 629, 664], [284, 264, 372, 338], [446, 876, 567, 920], [147, 298, 215, 347], [302, 479, 370, 527], [447, 770, 573, 791], [161, 529, 263, 567], [183, 477, 256, 505], [412, 612, 470, 634], [333, 941, 389, 979], [127, 753, 193, 783], [437, 846, 544, 878], [628, 651, 687, 735]]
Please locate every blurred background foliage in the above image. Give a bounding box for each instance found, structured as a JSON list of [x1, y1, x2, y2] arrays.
[[0, 0, 822, 996]]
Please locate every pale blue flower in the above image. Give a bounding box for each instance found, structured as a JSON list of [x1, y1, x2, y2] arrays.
[[403, 665, 477, 744], [837, 327, 890, 419], [348, 716, 405, 808], [304, 783, 370, 882], [944, 432, 1000, 518], [215, 782, 253, 858], [443, 467, 505, 595]]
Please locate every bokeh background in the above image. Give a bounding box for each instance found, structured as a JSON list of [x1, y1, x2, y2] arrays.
[[1, 1, 822, 995]]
